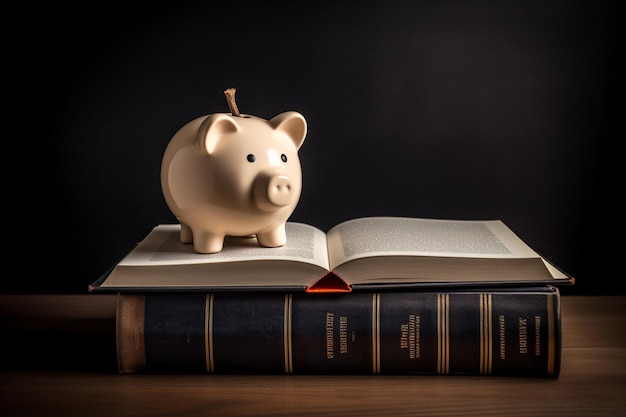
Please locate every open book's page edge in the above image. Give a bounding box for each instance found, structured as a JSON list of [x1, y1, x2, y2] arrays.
[[117, 223, 330, 269], [100, 259, 328, 289]]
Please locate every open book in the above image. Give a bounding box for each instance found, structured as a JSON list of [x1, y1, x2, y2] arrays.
[[89, 217, 573, 293]]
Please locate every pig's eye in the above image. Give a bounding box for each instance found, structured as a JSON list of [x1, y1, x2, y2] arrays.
[[247, 154, 256, 163], [281, 154, 287, 162]]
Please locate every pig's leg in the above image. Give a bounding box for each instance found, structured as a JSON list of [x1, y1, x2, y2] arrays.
[[256, 224, 287, 248], [180, 223, 193, 244], [193, 230, 225, 253]]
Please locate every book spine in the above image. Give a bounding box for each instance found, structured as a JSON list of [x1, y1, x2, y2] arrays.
[[116, 289, 561, 376]]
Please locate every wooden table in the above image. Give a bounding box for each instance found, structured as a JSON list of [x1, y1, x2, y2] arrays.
[[1, 295, 624, 416]]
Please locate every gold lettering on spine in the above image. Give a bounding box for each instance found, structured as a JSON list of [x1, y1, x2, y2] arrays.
[[534, 315, 541, 355], [400, 315, 421, 359], [372, 293, 381, 373], [480, 294, 493, 374], [205, 294, 214, 373], [547, 294, 555, 375], [519, 317, 528, 354], [414, 315, 421, 358], [284, 294, 293, 373], [400, 324, 408, 349], [499, 315, 506, 360], [408, 315, 414, 358], [326, 312, 334, 359], [339, 316, 348, 354], [437, 294, 449, 374]]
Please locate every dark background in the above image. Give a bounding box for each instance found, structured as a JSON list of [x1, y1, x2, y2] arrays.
[[9, 1, 620, 295]]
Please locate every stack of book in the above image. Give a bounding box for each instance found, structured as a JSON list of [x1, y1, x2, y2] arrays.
[[89, 216, 573, 377]]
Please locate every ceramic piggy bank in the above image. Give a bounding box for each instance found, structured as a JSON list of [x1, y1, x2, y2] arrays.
[[160, 89, 307, 253]]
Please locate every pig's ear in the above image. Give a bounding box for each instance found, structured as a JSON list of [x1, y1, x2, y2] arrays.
[[269, 111, 307, 150], [196, 114, 240, 155]]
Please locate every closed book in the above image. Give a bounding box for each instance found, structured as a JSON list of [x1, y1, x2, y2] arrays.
[[116, 286, 561, 377]]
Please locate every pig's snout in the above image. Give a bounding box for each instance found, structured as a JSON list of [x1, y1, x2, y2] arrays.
[[266, 175, 293, 206], [253, 171, 297, 211]]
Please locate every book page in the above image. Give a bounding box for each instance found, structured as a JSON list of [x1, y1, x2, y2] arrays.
[[119, 223, 330, 270], [326, 217, 540, 270]]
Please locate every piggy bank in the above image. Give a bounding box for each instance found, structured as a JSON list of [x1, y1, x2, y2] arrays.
[[160, 91, 307, 253]]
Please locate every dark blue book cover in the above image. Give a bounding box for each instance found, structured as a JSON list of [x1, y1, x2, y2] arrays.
[[117, 286, 560, 377]]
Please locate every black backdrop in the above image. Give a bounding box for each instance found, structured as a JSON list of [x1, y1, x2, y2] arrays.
[[9, 1, 620, 295]]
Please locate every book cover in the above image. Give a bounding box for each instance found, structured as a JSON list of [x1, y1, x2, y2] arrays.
[[117, 286, 561, 377]]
